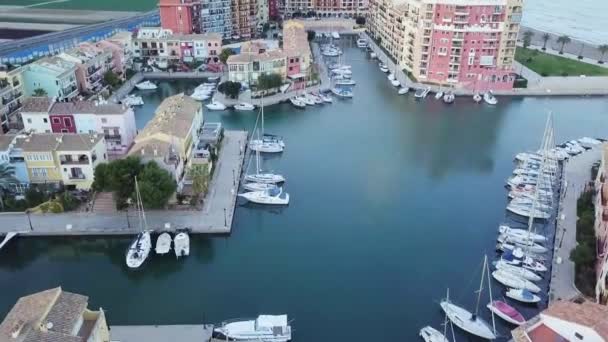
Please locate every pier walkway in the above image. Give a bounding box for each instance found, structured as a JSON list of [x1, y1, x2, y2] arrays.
[[110, 324, 213, 342], [0, 131, 247, 236], [549, 147, 601, 303]]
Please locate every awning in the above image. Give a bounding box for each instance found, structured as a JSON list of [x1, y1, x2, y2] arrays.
[[288, 73, 306, 79]]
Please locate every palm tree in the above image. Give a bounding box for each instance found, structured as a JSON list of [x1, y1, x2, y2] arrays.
[[541, 33, 551, 51], [598, 44, 608, 64], [556, 35, 571, 54], [33, 88, 47, 97], [0, 164, 17, 211], [522, 31, 534, 49]]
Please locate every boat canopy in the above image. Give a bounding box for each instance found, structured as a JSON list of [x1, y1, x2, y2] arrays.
[[269, 187, 280, 196], [256, 315, 287, 328]]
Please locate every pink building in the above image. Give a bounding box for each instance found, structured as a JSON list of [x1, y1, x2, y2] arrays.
[[95, 40, 127, 77], [159, 0, 201, 35]]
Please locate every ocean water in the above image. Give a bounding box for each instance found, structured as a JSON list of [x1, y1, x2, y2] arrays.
[[522, 0, 608, 44]]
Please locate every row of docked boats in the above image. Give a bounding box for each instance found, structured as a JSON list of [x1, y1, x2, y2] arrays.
[[239, 103, 290, 205], [289, 91, 333, 108], [154, 231, 190, 257]]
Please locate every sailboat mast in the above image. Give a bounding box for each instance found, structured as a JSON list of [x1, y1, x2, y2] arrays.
[[443, 288, 450, 337], [135, 176, 148, 231], [485, 254, 497, 335], [474, 255, 487, 318]]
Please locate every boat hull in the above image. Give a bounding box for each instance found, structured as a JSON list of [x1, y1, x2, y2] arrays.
[[440, 301, 496, 340]]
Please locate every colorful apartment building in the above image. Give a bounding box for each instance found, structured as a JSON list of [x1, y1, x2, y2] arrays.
[[595, 143, 608, 305], [232, 0, 257, 39], [0, 287, 110, 342], [227, 43, 287, 85], [159, 0, 201, 34], [285, 0, 369, 17], [95, 40, 128, 77], [201, 0, 233, 38], [21, 56, 79, 101], [57, 44, 113, 94], [21, 97, 137, 155], [14, 133, 106, 189], [283, 20, 312, 86], [0, 65, 24, 133], [128, 94, 203, 188], [367, 0, 521, 91]]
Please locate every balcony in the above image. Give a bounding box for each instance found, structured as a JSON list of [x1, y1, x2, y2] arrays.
[[60, 155, 90, 165], [104, 134, 122, 142], [69, 173, 86, 180]]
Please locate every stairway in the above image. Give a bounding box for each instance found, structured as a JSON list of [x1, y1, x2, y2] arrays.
[[91, 192, 117, 213]]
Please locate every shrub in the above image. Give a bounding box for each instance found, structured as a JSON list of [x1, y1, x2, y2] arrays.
[[60, 192, 79, 211], [561, 71, 569, 76], [218, 81, 241, 99]]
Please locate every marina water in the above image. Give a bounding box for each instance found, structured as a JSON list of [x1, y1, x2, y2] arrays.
[[1, 46, 608, 341]]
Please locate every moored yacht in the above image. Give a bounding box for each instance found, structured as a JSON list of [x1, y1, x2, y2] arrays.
[[135, 80, 157, 90], [213, 315, 292, 342], [492, 270, 541, 293], [498, 225, 547, 243], [238, 186, 290, 205], [331, 87, 353, 98], [290, 97, 306, 108], [505, 288, 541, 303], [174, 232, 190, 258], [206, 101, 227, 111], [126, 231, 151, 269], [483, 91, 498, 105], [486, 300, 525, 326], [234, 102, 256, 111], [443, 91, 455, 104]]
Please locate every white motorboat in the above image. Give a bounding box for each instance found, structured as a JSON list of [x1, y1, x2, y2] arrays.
[[319, 93, 333, 103], [135, 80, 157, 90], [335, 79, 356, 86], [441, 256, 497, 340], [390, 79, 400, 87], [297, 95, 315, 106], [243, 182, 276, 192], [155, 232, 172, 255], [380, 65, 389, 73], [206, 101, 227, 111], [331, 31, 340, 39], [505, 288, 541, 303], [370, 52, 377, 59], [494, 260, 542, 282], [331, 87, 353, 98], [419, 326, 449, 342], [414, 87, 430, 99], [125, 177, 152, 269], [213, 315, 292, 342], [387, 73, 396, 81], [322, 49, 341, 57], [191, 91, 211, 101], [492, 270, 541, 293], [443, 91, 455, 104], [434, 91, 444, 100], [473, 93, 482, 103], [122, 94, 144, 106], [305, 93, 323, 105], [521, 257, 548, 272], [486, 300, 525, 326], [356, 38, 367, 48], [398, 87, 409, 95], [239, 186, 289, 205], [483, 91, 498, 105], [174, 232, 190, 258], [290, 97, 306, 108], [515, 152, 543, 163], [234, 102, 255, 111]]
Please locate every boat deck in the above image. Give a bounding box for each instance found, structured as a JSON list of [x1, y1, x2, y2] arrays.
[[110, 324, 213, 342]]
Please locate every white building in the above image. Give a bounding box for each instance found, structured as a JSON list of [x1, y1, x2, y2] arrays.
[[20, 97, 54, 133]]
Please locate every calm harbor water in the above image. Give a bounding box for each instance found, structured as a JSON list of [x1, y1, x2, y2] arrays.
[[2, 46, 608, 341]]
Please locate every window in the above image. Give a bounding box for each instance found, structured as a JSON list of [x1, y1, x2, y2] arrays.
[[52, 117, 60, 124], [32, 168, 48, 177], [574, 333, 583, 340], [63, 118, 71, 127], [27, 118, 32, 124], [61, 129, 68, 133], [101, 118, 108, 124]]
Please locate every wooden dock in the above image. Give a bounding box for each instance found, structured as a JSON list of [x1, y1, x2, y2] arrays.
[[0, 131, 248, 237]]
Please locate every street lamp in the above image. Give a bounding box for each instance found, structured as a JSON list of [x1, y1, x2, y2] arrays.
[[224, 207, 227, 227], [125, 198, 132, 229], [25, 209, 33, 231]]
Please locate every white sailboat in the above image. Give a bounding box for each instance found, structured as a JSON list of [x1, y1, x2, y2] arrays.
[[243, 182, 276, 192], [125, 177, 152, 269], [492, 270, 541, 293], [155, 232, 172, 255], [238, 186, 290, 205], [494, 260, 542, 282], [245, 139, 285, 184], [213, 315, 292, 342], [174, 232, 190, 258], [249, 102, 284, 153], [420, 288, 453, 342], [441, 255, 496, 340]]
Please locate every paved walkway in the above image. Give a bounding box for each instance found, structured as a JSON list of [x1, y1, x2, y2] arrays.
[[110, 324, 213, 342], [0, 131, 247, 237], [521, 25, 607, 64], [549, 147, 602, 303]]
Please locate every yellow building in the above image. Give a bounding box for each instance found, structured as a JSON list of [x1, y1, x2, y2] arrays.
[[0, 287, 110, 342], [227, 42, 287, 86]]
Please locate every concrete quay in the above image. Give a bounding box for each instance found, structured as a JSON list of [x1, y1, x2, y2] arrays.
[[549, 147, 602, 303], [362, 32, 608, 97], [0, 131, 248, 237], [110, 324, 213, 342]]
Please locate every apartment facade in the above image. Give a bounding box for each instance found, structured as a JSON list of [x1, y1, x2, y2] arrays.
[[132, 28, 223, 65], [128, 94, 203, 188], [283, 20, 312, 78], [285, 0, 369, 17], [0, 287, 110, 342], [21, 57, 79, 101], [232, 0, 256, 39], [227, 48, 287, 85], [595, 143, 608, 305], [159, 0, 201, 34], [21, 97, 137, 156], [0, 134, 29, 189], [200, 0, 233, 38], [57, 44, 113, 94], [367, 0, 521, 91], [0, 65, 24, 133]]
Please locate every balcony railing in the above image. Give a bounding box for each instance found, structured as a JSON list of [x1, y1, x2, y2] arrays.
[[104, 134, 122, 141], [69, 174, 86, 180]]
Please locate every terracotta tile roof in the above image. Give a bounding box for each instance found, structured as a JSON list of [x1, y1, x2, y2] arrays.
[[0, 134, 16, 151], [542, 300, 608, 339], [0, 288, 61, 340], [21, 97, 54, 113], [49, 101, 128, 115], [43, 292, 88, 335], [526, 323, 568, 342], [227, 49, 286, 63], [15, 133, 103, 152], [282, 20, 310, 58]]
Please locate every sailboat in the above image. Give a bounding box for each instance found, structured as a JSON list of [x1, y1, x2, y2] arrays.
[[238, 185, 290, 205], [420, 288, 453, 342], [244, 144, 285, 184], [440, 255, 497, 340], [249, 100, 284, 153], [125, 177, 152, 269]]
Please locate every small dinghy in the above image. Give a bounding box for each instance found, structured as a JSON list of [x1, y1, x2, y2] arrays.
[[206, 101, 227, 111], [443, 91, 455, 104], [155, 232, 172, 255], [486, 300, 525, 325], [506, 288, 541, 303], [398, 87, 408, 95], [434, 91, 444, 100], [473, 93, 482, 103], [234, 102, 255, 111], [390, 79, 400, 87], [419, 326, 449, 342], [174, 232, 190, 258]]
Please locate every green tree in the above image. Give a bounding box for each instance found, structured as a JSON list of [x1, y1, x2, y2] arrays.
[[598, 44, 608, 64], [103, 70, 121, 89], [33, 88, 47, 97], [570, 243, 594, 266], [0, 164, 17, 211], [190, 164, 210, 204], [355, 16, 366, 26], [557, 35, 571, 54], [257, 73, 283, 90], [219, 48, 235, 64], [93, 157, 143, 209], [541, 33, 551, 51], [307, 30, 316, 41], [135, 161, 177, 209], [217, 81, 241, 99], [522, 31, 534, 49]]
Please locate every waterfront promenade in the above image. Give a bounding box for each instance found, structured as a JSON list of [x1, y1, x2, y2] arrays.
[[0, 131, 247, 237], [110, 324, 213, 342], [549, 147, 601, 303]]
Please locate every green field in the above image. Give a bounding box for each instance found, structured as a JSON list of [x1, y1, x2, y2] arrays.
[[515, 47, 608, 77], [0, 0, 156, 11]]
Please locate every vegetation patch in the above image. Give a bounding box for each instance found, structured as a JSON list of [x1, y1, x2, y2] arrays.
[[570, 189, 598, 297], [515, 47, 608, 77]]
